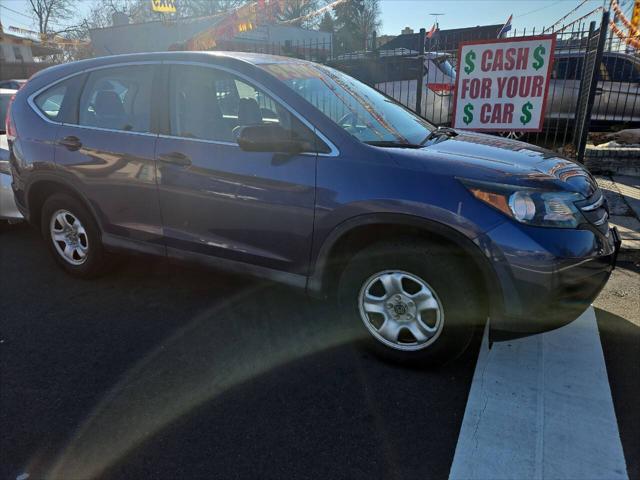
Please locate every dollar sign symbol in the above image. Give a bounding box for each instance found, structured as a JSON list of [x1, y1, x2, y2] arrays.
[[532, 45, 545, 70], [520, 101, 533, 125], [463, 103, 474, 125], [464, 50, 476, 74]]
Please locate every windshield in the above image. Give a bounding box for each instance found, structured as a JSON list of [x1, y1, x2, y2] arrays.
[[434, 56, 456, 78], [259, 62, 434, 145]]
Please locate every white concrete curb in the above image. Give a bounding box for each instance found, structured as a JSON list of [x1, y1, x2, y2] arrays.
[[449, 307, 628, 480]]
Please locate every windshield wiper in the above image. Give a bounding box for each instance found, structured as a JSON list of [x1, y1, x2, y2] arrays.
[[364, 140, 423, 149], [423, 126, 459, 144]]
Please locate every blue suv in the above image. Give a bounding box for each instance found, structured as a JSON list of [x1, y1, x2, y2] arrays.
[[6, 52, 620, 364]]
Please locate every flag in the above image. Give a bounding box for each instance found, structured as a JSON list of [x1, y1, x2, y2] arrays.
[[498, 14, 512, 37], [427, 23, 437, 39], [632, 1, 640, 33]]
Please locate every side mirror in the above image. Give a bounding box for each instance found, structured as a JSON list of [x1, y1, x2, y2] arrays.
[[236, 124, 309, 153]]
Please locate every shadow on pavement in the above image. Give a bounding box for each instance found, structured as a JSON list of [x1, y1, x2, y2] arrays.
[[595, 307, 640, 480], [1, 226, 480, 480]]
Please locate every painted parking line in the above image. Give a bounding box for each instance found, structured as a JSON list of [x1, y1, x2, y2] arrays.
[[449, 307, 628, 480]]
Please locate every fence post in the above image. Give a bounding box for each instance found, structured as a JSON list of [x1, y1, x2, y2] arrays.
[[575, 10, 609, 163], [415, 28, 426, 115]]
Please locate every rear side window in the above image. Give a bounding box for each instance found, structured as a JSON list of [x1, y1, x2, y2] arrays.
[[79, 66, 155, 133]]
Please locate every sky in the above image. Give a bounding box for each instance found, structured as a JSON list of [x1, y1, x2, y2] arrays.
[[0, 0, 621, 37]]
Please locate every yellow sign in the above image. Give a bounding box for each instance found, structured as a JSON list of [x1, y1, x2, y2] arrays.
[[237, 22, 253, 33], [151, 0, 176, 13], [632, 1, 640, 35]]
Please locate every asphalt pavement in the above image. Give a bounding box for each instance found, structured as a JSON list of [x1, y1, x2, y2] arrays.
[[1, 224, 638, 479], [1, 224, 479, 480]]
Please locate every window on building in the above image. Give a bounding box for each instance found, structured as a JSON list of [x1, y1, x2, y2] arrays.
[[13, 46, 24, 62]]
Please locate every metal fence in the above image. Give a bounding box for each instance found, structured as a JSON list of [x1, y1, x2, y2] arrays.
[[212, 11, 639, 160]]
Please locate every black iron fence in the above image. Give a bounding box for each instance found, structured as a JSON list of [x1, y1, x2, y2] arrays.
[[212, 11, 639, 161]]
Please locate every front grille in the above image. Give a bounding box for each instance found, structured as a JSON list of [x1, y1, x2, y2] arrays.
[[578, 190, 609, 234]]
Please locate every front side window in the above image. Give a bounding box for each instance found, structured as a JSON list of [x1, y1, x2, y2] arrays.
[[79, 66, 154, 133], [259, 61, 434, 145], [168, 65, 323, 150]]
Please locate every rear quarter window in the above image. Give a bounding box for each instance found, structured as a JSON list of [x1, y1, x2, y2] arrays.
[[34, 84, 67, 121], [33, 75, 84, 123]]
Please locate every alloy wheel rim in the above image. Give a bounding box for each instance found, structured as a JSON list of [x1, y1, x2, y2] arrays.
[[50, 209, 89, 266], [358, 270, 444, 351]]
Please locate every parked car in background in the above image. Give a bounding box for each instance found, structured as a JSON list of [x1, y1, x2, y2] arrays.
[[0, 79, 27, 91], [547, 51, 640, 129], [6, 52, 619, 364], [1, 88, 22, 224]]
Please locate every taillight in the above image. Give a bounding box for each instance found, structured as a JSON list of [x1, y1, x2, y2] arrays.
[[5, 94, 17, 140], [427, 83, 453, 96]]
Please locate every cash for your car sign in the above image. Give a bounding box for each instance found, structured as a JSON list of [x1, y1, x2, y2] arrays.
[[452, 35, 556, 131]]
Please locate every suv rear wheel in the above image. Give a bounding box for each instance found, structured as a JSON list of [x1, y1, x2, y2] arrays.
[[41, 193, 107, 278], [338, 239, 483, 365]]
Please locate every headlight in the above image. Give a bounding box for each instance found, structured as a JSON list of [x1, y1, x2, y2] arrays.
[[461, 179, 585, 228]]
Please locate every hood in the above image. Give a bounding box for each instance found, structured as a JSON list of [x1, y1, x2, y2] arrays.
[[398, 131, 598, 198]]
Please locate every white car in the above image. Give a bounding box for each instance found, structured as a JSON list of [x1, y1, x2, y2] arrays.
[[1, 88, 22, 224]]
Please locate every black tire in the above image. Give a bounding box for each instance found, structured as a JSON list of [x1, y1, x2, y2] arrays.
[[338, 238, 484, 366], [40, 193, 107, 278]]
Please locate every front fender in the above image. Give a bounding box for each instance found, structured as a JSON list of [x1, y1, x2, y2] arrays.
[[307, 211, 504, 315]]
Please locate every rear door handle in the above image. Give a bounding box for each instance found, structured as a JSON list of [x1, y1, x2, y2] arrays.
[[158, 152, 192, 167], [594, 87, 604, 95], [58, 136, 82, 151]]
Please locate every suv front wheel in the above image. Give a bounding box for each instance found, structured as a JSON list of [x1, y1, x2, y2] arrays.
[[41, 193, 107, 278], [338, 239, 483, 365]]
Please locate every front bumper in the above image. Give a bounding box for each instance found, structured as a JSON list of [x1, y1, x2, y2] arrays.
[[0, 163, 23, 221], [481, 221, 620, 339]]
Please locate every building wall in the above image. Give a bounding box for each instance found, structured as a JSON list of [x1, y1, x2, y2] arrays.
[[232, 24, 331, 49], [89, 16, 219, 56], [0, 43, 34, 63]]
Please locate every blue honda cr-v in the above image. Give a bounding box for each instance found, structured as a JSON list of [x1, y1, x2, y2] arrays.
[[6, 52, 620, 364]]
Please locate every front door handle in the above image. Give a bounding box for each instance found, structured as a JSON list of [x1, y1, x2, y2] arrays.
[[58, 135, 82, 151], [158, 152, 192, 167]]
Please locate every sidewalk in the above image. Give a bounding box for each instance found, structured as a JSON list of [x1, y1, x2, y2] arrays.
[[596, 175, 640, 256]]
